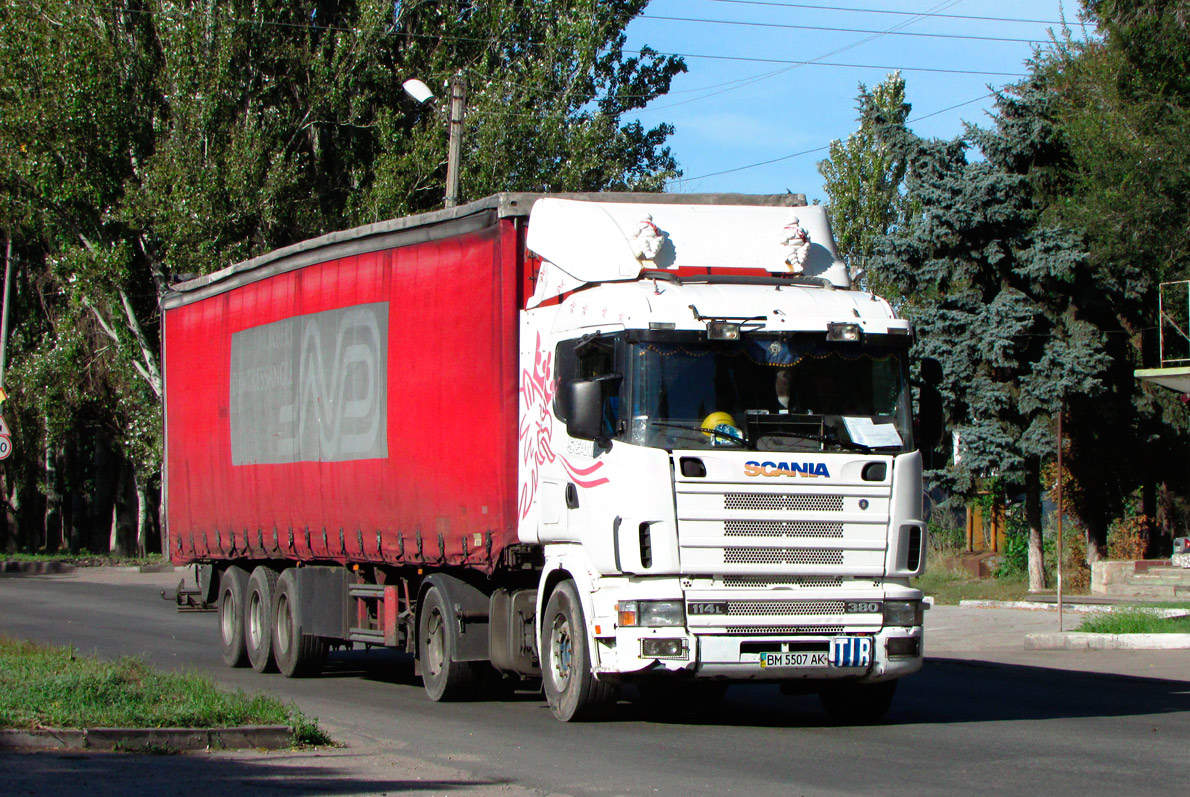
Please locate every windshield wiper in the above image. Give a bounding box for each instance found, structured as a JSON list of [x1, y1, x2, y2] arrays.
[[649, 420, 746, 446]]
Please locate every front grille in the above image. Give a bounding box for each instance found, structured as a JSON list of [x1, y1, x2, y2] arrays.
[[724, 547, 844, 565], [724, 520, 844, 538], [722, 575, 844, 588], [725, 600, 846, 616], [724, 493, 844, 512], [726, 625, 846, 635]]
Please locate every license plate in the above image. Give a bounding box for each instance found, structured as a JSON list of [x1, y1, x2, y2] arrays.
[[829, 636, 873, 668], [759, 651, 829, 668]]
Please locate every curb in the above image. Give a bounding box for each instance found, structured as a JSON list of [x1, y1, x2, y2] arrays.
[[0, 725, 292, 752], [958, 599, 1190, 618], [1025, 633, 1190, 651]]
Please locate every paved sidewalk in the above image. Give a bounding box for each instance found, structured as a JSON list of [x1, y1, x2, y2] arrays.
[[925, 603, 1190, 682]]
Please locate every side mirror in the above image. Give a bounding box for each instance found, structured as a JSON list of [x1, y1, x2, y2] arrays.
[[917, 385, 943, 452], [565, 380, 603, 441]]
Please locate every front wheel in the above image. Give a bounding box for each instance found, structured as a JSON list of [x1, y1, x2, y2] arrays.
[[819, 679, 897, 724], [542, 581, 616, 721]]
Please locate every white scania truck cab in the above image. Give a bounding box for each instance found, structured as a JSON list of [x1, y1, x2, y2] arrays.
[[517, 196, 926, 721]]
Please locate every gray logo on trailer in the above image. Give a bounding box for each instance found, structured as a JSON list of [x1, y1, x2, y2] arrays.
[[230, 303, 389, 464]]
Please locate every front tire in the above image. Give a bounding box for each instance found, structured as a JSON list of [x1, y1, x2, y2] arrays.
[[542, 581, 616, 721], [418, 586, 477, 701], [819, 679, 897, 723], [245, 566, 279, 673], [218, 565, 249, 668], [272, 569, 328, 678]]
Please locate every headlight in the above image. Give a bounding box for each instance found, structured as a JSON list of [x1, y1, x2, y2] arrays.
[[883, 600, 922, 627], [617, 600, 685, 627]]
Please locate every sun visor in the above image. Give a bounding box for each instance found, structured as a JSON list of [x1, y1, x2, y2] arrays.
[[525, 198, 851, 307]]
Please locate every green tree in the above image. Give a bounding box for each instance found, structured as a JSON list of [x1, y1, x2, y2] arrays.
[[874, 81, 1111, 589], [1028, 0, 1190, 553], [819, 72, 911, 298]]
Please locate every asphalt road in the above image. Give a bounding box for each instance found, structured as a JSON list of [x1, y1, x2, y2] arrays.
[[1, 568, 1188, 796]]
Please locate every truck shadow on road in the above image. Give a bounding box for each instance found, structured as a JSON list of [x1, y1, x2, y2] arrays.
[[300, 650, 1190, 728], [621, 658, 1190, 728]]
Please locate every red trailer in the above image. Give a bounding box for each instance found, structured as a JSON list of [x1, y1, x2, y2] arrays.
[[165, 197, 525, 575]]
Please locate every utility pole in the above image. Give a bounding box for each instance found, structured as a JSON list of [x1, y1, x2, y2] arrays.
[[0, 236, 12, 389], [445, 74, 466, 209], [1057, 409, 1065, 631]]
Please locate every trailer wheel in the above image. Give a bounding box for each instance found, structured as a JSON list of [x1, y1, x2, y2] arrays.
[[542, 581, 616, 721], [272, 569, 328, 678], [418, 586, 477, 701], [819, 679, 897, 724], [245, 566, 279, 673], [218, 565, 250, 668]]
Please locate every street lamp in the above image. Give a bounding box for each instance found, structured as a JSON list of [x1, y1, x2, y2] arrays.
[[403, 74, 467, 209]]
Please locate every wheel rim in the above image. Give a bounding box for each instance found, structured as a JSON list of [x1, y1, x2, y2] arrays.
[[248, 591, 263, 649], [276, 594, 292, 656], [220, 590, 237, 645], [550, 613, 573, 691], [425, 608, 446, 678]]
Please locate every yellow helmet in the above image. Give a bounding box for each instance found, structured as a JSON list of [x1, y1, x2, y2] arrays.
[[701, 411, 737, 435]]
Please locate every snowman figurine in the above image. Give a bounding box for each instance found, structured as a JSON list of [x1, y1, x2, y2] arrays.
[[780, 215, 811, 274]]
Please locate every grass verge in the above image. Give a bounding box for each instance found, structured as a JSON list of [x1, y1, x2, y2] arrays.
[[0, 636, 329, 746], [911, 566, 1031, 605], [1076, 610, 1190, 635], [3, 552, 165, 568]]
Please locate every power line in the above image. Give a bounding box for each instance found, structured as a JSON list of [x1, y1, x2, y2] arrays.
[[638, 13, 1050, 44], [700, 0, 1069, 26], [646, 50, 1025, 78], [632, 0, 977, 114], [676, 90, 1000, 183]]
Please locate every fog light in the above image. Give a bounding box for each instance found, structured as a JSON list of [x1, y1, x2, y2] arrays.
[[883, 600, 922, 627], [641, 638, 687, 659], [886, 637, 921, 658]]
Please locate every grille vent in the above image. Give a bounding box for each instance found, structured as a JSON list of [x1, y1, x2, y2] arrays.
[[725, 493, 844, 512], [727, 625, 845, 636], [723, 575, 844, 588], [724, 520, 844, 538], [725, 600, 846, 616], [724, 548, 844, 565]]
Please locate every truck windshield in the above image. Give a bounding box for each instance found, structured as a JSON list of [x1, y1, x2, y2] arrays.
[[626, 332, 914, 453]]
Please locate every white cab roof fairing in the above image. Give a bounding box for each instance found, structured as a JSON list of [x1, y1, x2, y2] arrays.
[[544, 280, 908, 337], [525, 199, 850, 308]]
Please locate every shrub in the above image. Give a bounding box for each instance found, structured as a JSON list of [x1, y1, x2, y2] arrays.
[[1107, 514, 1149, 560]]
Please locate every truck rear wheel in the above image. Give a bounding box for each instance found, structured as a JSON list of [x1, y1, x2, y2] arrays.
[[245, 566, 279, 673], [272, 569, 328, 678], [819, 679, 897, 724], [418, 586, 477, 701], [542, 581, 615, 721], [218, 565, 249, 668]]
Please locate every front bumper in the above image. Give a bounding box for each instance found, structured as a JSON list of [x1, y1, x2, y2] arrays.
[[595, 624, 923, 683]]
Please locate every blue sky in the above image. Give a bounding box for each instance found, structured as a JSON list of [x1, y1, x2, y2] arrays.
[[622, 0, 1087, 202]]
